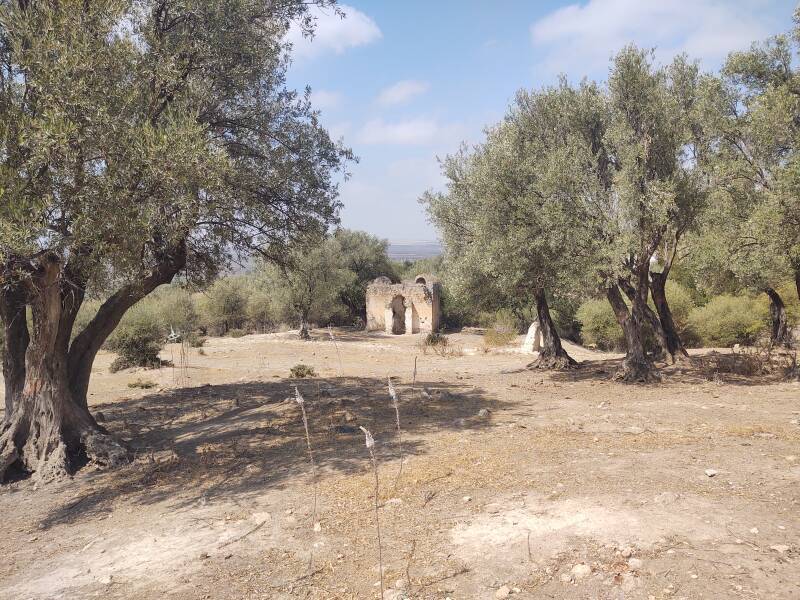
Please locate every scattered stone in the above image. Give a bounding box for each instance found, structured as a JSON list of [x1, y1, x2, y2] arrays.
[[494, 585, 511, 599], [477, 408, 491, 419], [571, 564, 592, 580], [313, 522, 322, 532], [199, 552, 210, 560], [770, 544, 790, 553], [628, 558, 643, 571], [654, 491, 679, 504], [343, 411, 357, 423], [620, 547, 634, 558], [462, 496, 472, 503], [559, 573, 573, 583], [704, 469, 718, 477], [749, 527, 759, 534], [395, 578, 408, 590]]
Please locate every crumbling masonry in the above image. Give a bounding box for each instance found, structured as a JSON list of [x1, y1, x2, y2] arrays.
[[366, 275, 441, 335]]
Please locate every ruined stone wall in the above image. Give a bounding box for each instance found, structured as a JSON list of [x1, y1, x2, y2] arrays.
[[365, 278, 441, 334]]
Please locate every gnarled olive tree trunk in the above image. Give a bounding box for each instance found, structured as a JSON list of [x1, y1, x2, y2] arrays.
[[765, 287, 792, 349], [618, 277, 670, 362], [0, 256, 126, 482], [650, 271, 689, 363], [1, 280, 29, 420], [0, 243, 186, 482], [606, 279, 657, 382], [528, 288, 577, 370]]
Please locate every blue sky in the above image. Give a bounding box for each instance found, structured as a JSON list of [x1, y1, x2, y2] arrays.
[[286, 0, 796, 242]]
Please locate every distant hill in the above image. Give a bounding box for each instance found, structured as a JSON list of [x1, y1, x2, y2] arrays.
[[387, 241, 442, 261]]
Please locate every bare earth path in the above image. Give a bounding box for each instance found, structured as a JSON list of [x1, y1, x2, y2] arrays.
[[0, 330, 798, 599]]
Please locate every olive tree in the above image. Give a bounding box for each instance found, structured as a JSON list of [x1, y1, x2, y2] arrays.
[[423, 82, 609, 369], [257, 235, 355, 339], [0, 0, 350, 482], [690, 15, 800, 347]]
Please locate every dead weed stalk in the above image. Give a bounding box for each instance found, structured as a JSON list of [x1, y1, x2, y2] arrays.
[[360, 426, 384, 600], [328, 325, 344, 378], [388, 376, 404, 491], [295, 386, 319, 571]]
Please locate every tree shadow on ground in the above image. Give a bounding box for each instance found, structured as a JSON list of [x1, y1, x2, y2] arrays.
[[546, 353, 791, 387], [39, 376, 505, 529]]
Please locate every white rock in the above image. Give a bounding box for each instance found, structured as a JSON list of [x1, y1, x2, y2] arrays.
[[628, 558, 643, 570], [749, 527, 759, 534], [620, 547, 634, 558], [495, 585, 511, 599], [704, 469, 718, 477], [770, 544, 790, 553], [462, 496, 472, 503], [571, 564, 592, 580], [521, 321, 542, 354]]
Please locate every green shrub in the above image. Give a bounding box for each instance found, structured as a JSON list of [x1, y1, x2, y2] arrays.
[[246, 287, 275, 333], [290, 363, 317, 378], [481, 309, 519, 347], [107, 303, 164, 372], [150, 286, 199, 337], [688, 294, 767, 347], [576, 299, 625, 351], [198, 277, 250, 336], [128, 378, 157, 389], [185, 332, 207, 348]]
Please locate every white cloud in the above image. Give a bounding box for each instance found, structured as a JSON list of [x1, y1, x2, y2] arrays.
[[287, 4, 381, 61], [357, 118, 440, 145], [326, 120, 352, 141], [311, 89, 343, 111], [530, 0, 776, 78], [377, 80, 430, 106]]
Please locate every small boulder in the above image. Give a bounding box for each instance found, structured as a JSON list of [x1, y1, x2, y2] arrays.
[[570, 564, 592, 580], [494, 585, 511, 599]]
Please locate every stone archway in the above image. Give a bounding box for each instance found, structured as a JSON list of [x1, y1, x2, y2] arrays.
[[390, 295, 406, 334]]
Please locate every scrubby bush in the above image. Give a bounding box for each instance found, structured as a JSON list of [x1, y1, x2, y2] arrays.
[[198, 276, 250, 336], [688, 294, 767, 347], [482, 309, 519, 347], [107, 303, 164, 372], [576, 299, 625, 351], [151, 286, 199, 338], [246, 287, 275, 333], [290, 364, 317, 378], [227, 328, 247, 338], [420, 332, 448, 353]]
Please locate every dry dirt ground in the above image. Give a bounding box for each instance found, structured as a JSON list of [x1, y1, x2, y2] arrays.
[[0, 330, 798, 600]]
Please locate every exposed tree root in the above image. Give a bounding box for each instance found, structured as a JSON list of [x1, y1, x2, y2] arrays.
[[613, 356, 661, 383], [0, 416, 129, 483], [528, 350, 579, 371]]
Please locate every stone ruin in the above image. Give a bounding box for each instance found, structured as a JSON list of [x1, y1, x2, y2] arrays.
[[366, 274, 441, 335]]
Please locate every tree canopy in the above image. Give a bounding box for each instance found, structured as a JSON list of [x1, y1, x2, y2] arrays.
[[0, 0, 351, 482]]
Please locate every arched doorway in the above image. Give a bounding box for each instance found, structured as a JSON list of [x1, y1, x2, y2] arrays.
[[390, 295, 406, 334]]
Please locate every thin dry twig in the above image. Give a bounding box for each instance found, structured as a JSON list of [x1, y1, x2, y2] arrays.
[[388, 376, 404, 491], [328, 325, 344, 378], [295, 386, 319, 571], [360, 426, 384, 600]]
